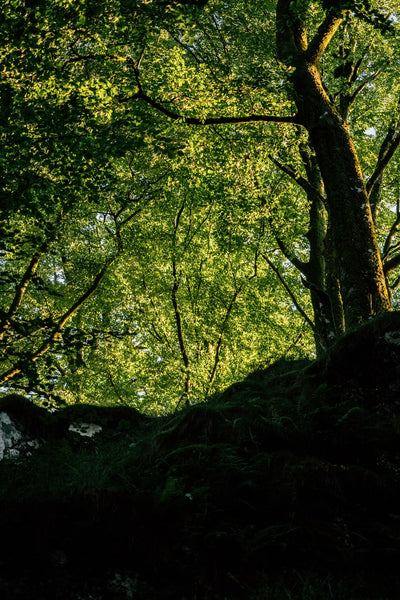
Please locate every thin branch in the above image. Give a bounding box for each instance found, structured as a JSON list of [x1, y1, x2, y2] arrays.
[[268, 216, 309, 276], [349, 66, 385, 106], [172, 204, 191, 396], [166, 30, 204, 65], [0, 260, 115, 387], [262, 254, 314, 331], [63, 50, 127, 70], [382, 197, 400, 259], [279, 326, 306, 361], [389, 274, 400, 290], [205, 252, 260, 396], [141, 273, 173, 350], [121, 58, 300, 125], [268, 154, 325, 205], [211, 14, 230, 59], [107, 370, 127, 405], [205, 284, 244, 397], [367, 127, 400, 198], [383, 196, 400, 274], [0, 252, 42, 341], [0, 204, 142, 386]]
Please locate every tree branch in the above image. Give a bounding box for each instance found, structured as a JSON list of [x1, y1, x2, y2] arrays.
[[382, 197, 400, 260], [383, 252, 400, 276], [268, 216, 309, 276], [367, 125, 400, 200], [268, 154, 326, 206], [0, 252, 42, 342], [121, 58, 300, 125], [171, 204, 191, 396], [0, 260, 115, 387], [205, 283, 244, 397], [262, 254, 314, 331], [349, 66, 385, 108], [306, 9, 344, 65], [0, 202, 142, 387], [205, 251, 259, 397], [276, 0, 307, 64]]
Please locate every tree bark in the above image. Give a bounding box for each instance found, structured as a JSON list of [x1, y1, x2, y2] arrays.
[[276, 1, 391, 329]]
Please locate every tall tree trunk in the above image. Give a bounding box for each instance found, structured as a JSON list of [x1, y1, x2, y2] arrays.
[[299, 141, 339, 353], [276, 2, 391, 329]]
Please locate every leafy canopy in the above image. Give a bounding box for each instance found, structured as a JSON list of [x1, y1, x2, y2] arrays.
[[1, 0, 399, 410]]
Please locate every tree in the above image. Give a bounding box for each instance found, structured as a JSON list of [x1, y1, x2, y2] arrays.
[[114, 0, 399, 352], [1, 0, 399, 407]]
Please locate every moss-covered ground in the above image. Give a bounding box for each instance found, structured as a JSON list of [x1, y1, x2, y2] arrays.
[[2, 313, 400, 598]]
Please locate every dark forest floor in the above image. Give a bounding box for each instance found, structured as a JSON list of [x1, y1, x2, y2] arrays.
[[2, 312, 400, 598]]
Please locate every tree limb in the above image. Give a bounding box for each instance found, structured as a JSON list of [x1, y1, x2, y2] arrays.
[[383, 252, 400, 276], [262, 254, 314, 331], [367, 126, 400, 200], [0, 252, 42, 342], [171, 204, 191, 396], [382, 197, 400, 260], [268, 154, 325, 206], [306, 9, 344, 65], [121, 58, 300, 125], [205, 283, 244, 397], [268, 215, 309, 276], [0, 260, 115, 387], [205, 251, 259, 397], [349, 66, 385, 109]]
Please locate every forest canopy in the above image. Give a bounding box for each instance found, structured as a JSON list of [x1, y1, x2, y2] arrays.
[[1, 0, 399, 411]]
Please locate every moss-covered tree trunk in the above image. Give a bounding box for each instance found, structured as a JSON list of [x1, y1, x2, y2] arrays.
[[276, 1, 391, 329], [299, 141, 345, 353]]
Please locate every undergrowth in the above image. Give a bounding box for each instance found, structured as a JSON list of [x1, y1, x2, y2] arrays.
[[2, 315, 400, 598]]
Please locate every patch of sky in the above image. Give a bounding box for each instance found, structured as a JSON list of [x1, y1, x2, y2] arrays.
[[364, 127, 376, 137]]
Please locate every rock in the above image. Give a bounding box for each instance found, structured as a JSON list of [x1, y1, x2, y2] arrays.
[[0, 412, 22, 460], [68, 422, 103, 437], [0, 412, 41, 461]]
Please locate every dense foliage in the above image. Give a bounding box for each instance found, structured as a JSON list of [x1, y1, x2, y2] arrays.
[[1, 0, 399, 409]]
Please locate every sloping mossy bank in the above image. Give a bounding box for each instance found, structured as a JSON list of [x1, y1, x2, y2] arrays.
[[2, 313, 400, 599]]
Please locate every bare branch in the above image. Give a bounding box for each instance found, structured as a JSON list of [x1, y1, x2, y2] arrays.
[[268, 216, 309, 276], [268, 154, 325, 205], [367, 126, 400, 200], [262, 254, 314, 331]]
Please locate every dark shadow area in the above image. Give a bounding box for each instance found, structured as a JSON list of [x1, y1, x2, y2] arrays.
[[2, 313, 400, 598]]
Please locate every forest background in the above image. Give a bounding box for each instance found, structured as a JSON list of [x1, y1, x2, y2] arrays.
[[1, 0, 399, 413]]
